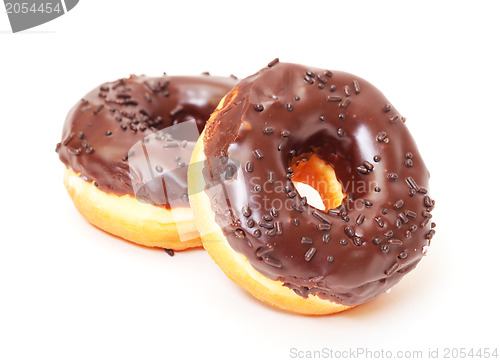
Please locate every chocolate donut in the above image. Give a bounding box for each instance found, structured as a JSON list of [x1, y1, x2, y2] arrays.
[[189, 61, 436, 313], [57, 74, 236, 249]]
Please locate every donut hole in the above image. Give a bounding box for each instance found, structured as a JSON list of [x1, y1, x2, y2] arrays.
[[291, 154, 344, 211]]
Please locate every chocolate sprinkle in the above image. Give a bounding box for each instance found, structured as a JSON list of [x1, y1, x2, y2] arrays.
[[339, 98, 351, 109], [312, 210, 332, 225], [242, 205, 252, 217], [301, 237, 313, 245], [304, 247, 317, 262], [406, 210, 417, 219], [263, 256, 282, 268], [275, 221, 283, 235], [304, 76, 314, 85], [326, 95, 342, 102], [252, 149, 264, 160], [357, 165, 369, 174], [398, 213, 409, 224], [344, 226, 355, 237], [355, 214, 366, 225], [394, 200, 405, 209], [406, 176, 419, 190], [385, 262, 399, 276], [63, 132, 75, 146], [254, 104, 264, 112], [376, 132, 388, 143], [387, 173, 398, 181], [263, 127, 274, 135], [270, 207, 279, 218], [388, 239, 403, 245], [268, 58, 279, 67], [245, 161, 254, 173], [317, 75, 328, 84], [318, 223, 331, 231], [374, 217, 385, 228], [353, 80, 360, 94]]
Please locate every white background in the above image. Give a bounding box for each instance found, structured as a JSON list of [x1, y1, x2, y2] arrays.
[[1, 1, 499, 361]]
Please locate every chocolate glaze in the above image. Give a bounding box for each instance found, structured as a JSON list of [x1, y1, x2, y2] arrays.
[[57, 74, 236, 207], [203, 62, 435, 306]]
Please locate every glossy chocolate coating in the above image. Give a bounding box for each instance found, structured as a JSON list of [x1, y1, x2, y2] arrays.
[[57, 74, 236, 207], [203, 62, 435, 306]]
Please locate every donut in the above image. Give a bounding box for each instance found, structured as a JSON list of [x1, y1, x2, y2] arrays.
[[188, 61, 436, 314], [56, 74, 236, 250]]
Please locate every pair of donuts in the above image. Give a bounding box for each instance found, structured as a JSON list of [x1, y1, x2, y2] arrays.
[[57, 61, 435, 314]]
